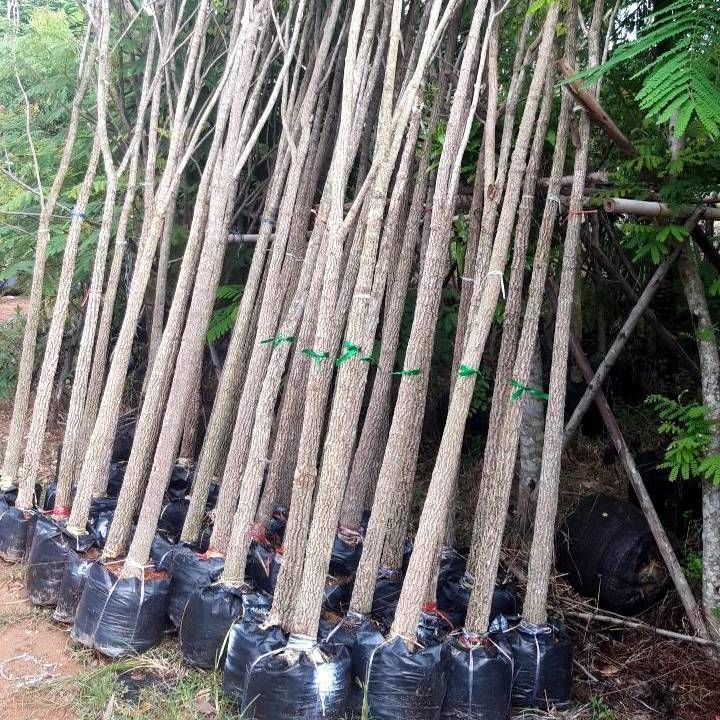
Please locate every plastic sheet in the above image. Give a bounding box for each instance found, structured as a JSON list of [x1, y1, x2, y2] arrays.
[[364, 635, 448, 720], [0, 495, 31, 562], [106, 461, 127, 496], [504, 618, 572, 710], [556, 494, 669, 614], [53, 548, 97, 623], [370, 568, 403, 630], [342, 614, 385, 715], [179, 583, 247, 668], [329, 526, 364, 577], [167, 547, 224, 627], [150, 533, 179, 571], [246, 542, 282, 595], [440, 632, 513, 720], [71, 561, 171, 658], [240, 635, 351, 719], [416, 605, 454, 647], [88, 497, 118, 549], [25, 515, 93, 606]]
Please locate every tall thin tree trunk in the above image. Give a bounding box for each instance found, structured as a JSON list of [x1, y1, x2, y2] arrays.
[[0, 35, 96, 489]]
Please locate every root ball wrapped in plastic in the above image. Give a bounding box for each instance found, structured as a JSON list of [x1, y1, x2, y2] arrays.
[[25, 515, 92, 606], [223, 619, 287, 702], [505, 619, 572, 710], [440, 632, 513, 720], [179, 583, 247, 668], [71, 560, 171, 657], [246, 542, 282, 595], [239, 635, 351, 720], [437, 572, 518, 628], [167, 547, 224, 627], [363, 635, 448, 720], [370, 568, 403, 629], [329, 526, 364, 577], [53, 547, 98, 623], [0, 496, 31, 562], [555, 494, 670, 614]]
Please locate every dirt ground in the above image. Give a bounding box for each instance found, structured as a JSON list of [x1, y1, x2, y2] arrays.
[[0, 296, 29, 324], [0, 562, 80, 720]]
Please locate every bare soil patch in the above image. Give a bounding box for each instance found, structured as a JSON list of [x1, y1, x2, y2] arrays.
[[0, 296, 29, 324]]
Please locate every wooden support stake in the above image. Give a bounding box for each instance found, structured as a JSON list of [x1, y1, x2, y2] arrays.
[[546, 280, 711, 642]]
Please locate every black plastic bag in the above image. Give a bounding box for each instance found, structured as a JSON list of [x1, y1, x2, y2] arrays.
[[158, 499, 190, 545], [329, 526, 364, 577], [440, 632, 513, 720], [106, 461, 127, 497], [53, 547, 97, 623], [180, 583, 247, 668], [25, 515, 93, 606], [240, 635, 351, 719], [167, 547, 224, 627], [0, 496, 30, 562], [165, 461, 195, 500], [556, 494, 670, 614], [437, 573, 518, 629], [505, 619, 572, 710], [246, 542, 282, 595], [265, 506, 288, 546], [324, 575, 354, 612], [364, 635, 448, 720], [112, 412, 137, 462], [416, 605, 454, 647], [370, 569, 403, 630], [150, 533, 179, 571], [88, 497, 118, 549], [223, 620, 287, 702], [344, 614, 385, 715], [71, 561, 171, 657]]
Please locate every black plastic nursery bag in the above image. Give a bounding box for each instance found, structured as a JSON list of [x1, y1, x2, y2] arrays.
[[167, 546, 225, 627], [240, 634, 351, 720], [180, 582, 246, 668], [370, 568, 403, 630], [505, 619, 573, 710], [440, 632, 513, 720], [0, 495, 31, 562], [246, 542, 282, 595], [329, 526, 364, 577], [53, 547, 97, 623], [364, 634, 448, 720], [71, 560, 171, 657]]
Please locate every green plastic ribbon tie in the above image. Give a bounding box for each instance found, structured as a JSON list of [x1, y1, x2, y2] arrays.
[[302, 348, 330, 363], [335, 341, 361, 366], [458, 364, 481, 377], [510, 380, 549, 401], [360, 355, 378, 366], [392, 368, 421, 376], [260, 334, 295, 348]]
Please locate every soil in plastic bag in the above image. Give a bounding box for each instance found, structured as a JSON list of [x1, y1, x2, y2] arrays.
[[223, 620, 287, 702], [265, 506, 288, 546], [416, 605, 454, 647], [240, 637, 351, 720], [556, 494, 670, 614], [505, 618, 573, 710], [437, 574, 517, 628], [246, 542, 282, 595], [165, 461, 196, 500], [180, 583, 247, 668], [370, 569, 403, 630], [167, 547, 225, 627], [25, 515, 92, 606], [440, 632, 513, 720], [324, 575, 354, 613], [158, 499, 190, 546], [71, 561, 171, 658], [329, 526, 364, 577], [112, 412, 137, 462], [150, 533, 179, 571], [363, 634, 448, 720], [53, 547, 98, 623], [0, 496, 31, 562], [88, 497, 118, 549]]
